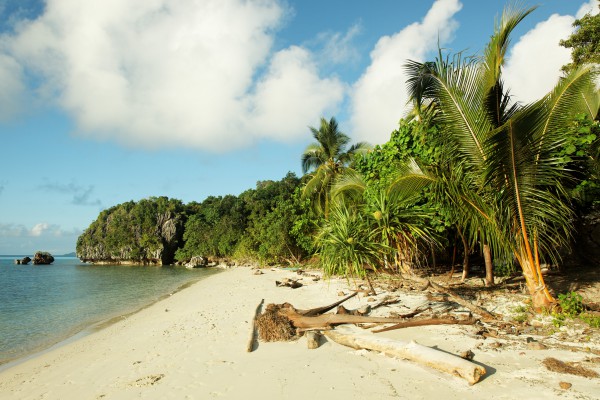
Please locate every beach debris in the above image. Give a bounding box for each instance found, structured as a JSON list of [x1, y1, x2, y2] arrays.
[[257, 303, 418, 337], [335, 305, 371, 316], [559, 381, 572, 389], [256, 303, 297, 342], [371, 316, 476, 333], [246, 299, 264, 352], [275, 278, 303, 289], [324, 326, 486, 385], [253, 269, 264, 275], [306, 331, 322, 349], [459, 350, 475, 360], [427, 280, 497, 321], [542, 357, 600, 378]]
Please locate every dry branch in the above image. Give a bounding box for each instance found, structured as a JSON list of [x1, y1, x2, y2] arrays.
[[428, 280, 496, 321], [246, 299, 264, 352], [324, 326, 486, 385], [372, 316, 476, 333], [297, 292, 358, 317]]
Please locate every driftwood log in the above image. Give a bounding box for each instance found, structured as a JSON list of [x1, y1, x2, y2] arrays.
[[246, 299, 264, 352], [325, 326, 486, 385]]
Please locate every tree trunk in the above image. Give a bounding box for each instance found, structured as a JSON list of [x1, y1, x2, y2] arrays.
[[483, 244, 494, 287], [458, 229, 469, 282], [519, 258, 554, 311]]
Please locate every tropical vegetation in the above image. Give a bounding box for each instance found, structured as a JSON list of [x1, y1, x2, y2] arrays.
[[77, 3, 599, 312]]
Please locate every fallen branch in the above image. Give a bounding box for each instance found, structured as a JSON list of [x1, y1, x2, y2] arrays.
[[371, 296, 402, 310], [246, 299, 264, 352], [428, 280, 496, 321], [372, 316, 476, 333], [297, 292, 358, 317], [324, 326, 486, 385], [280, 305, 414, 330]]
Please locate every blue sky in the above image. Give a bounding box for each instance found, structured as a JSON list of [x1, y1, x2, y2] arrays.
[[0, 0, 597, 254]]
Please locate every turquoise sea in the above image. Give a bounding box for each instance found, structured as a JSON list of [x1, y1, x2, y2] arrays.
[[0, 256, 219, 366]]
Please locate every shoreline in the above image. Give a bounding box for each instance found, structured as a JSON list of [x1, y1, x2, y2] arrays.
[[0, 268, 221, 372], [0, 266, 597, 399]]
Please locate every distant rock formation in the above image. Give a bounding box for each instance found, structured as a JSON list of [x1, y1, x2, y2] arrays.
[[33, 252, 54, 265], [76, 197, 186, 265], [14, 256, 31, 265]]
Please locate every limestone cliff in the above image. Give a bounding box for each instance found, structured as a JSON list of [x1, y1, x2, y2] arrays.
[[76, 197, 185, 265]]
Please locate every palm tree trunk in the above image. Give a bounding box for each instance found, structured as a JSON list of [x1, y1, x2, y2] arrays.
[[458, 229, 469, 282], [516, 244, 554, 310], [483, 243, 494, 286]]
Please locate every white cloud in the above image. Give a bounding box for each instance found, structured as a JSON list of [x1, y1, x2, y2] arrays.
[[0, 0, 344, 151], [30, 223, 50, 237], [248, 46, 345, 141], [502, 8, 585, 104], [0, 223, 81, 254], [349, 0, 463, 144], [576, 0, 599, 18]]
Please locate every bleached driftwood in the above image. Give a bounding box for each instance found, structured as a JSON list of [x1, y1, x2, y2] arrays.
[[324, 327, 486, 385]]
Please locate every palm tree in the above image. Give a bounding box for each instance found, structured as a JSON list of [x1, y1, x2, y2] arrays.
[[301, 117, 370, 217], [405, 4, 600, 309]]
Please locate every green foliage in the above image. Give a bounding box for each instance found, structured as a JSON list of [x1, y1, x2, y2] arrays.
[[556, 114, 600, 207], [557, 292, 584, 317], [560, 3, 600, 73], [76, 197, 185, 264], [315, 202, 386, 278], [301, 116, 370, 216], [580, 313, 600, 328], [551, 292, 599, 328]]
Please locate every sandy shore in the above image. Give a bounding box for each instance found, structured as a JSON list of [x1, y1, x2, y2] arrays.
[[0, 266, 597, 400]]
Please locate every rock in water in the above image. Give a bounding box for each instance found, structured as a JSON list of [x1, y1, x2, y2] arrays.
[[21, 256, 31, 265], [185, 256, 208, 268], [33, 252, 54, 265]]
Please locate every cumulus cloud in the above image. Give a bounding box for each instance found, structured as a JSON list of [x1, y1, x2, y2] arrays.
[[30, 222, 50, 237], [503, 14, 575, 104], [0, 222, 62, 237], [349, 0, 463, 144], [577, 0, 599, 18], [39, 181, 102, 206], [0, 0, 344, 151], [0, 222, 81, 254]]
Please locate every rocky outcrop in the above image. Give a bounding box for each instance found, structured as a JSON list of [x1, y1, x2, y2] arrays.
[[185, 256, 208, 268], [33, 252, 54, 265], [14, 256, 31, 265], [76, 197, 186, 265]]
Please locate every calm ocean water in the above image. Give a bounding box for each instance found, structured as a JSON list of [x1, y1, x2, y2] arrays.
[[0, 256, 219, 365]]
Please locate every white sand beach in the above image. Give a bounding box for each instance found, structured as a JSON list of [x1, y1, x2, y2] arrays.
[[0, 266, 598, 400]]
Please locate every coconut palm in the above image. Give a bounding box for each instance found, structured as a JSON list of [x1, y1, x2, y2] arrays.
[[405, 4, 600, 309], [301, 117, 370, 217]]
